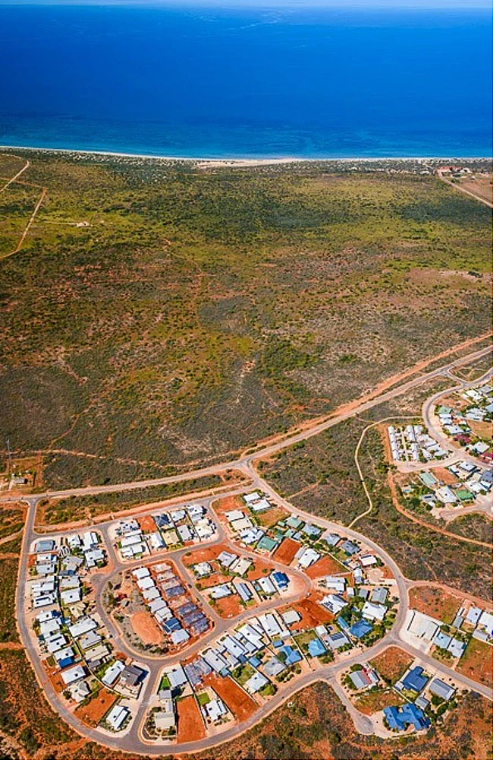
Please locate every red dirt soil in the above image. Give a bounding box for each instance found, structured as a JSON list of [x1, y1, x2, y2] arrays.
[[287, 595, 334, 629], [273, 538, 301, 565], [213, 495, 245, 516], [213, 594, 243, 618], [138, 515, 158, 533], [430, 467, 458, 486], [182, 543, 232, 566], [206, 674, 256, 721], [43, 661, 65, 693], [370, 646, 414, 684], [75, 689, 116, 726], [176, 695, 206, 742], [305, 555, 345, 579], [456, 639, 493, 688], [130, 611, 164, 645], [246, 556, 274, 580]]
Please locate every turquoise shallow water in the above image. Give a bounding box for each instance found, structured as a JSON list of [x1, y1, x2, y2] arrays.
[[0, 5, 492, 158]]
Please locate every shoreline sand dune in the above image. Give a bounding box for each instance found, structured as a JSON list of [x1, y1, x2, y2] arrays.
[[0, 145, 493, 168]]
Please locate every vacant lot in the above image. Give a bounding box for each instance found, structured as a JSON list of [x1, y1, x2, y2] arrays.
[[130, 611, 163, 645], [409, 585, 463, 624], [75, 689, 116, 727], [256, 506, 290, 528], [370, 646, 414, 685], [0, 154, 492, 488], [305, 555, 346, 579], [457, 638, 493, 688], [176, 695, 206, 743], [206, 673, 256, 721], [273, 537, 302, 565], [288, 595, 334, 628], [354, 688, 405, 715]]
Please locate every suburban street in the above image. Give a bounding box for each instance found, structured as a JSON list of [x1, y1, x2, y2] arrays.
[[11, 339, 493, 755]]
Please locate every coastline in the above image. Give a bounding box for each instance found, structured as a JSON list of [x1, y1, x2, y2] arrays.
[[0, 144, 493, 167]]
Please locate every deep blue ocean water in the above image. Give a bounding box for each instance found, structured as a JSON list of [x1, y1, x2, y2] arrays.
[[0, 4, 492, 158]]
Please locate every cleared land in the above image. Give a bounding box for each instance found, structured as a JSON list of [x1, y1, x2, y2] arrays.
[[273, 537, 302, 565], [369, 646, 414, 685], [74, 690, 116, 727], [130, 611, 164, 645], [176, 696, 206, 743], [354, 688, 405, 715], [408, 585, 463, 624], [457, 638, 493, 688], [0, 153, 492, 489], [206, 673, 256, 721]]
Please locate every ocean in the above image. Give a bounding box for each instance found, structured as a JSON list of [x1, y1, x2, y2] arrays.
[[0, 4, 492, 158]]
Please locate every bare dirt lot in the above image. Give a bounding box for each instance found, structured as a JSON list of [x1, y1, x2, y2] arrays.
[[182, 543, 232, 566], [431, 467, 459, 486], [130, 610, 163, 645], [456, 638, 493, 688], [257, 506, 289, 528], [273, 537, 301, 565], [354, 688, 405, 715], [469, 420, 493, 440], [305, 555, 346, 579], [287, 594, 334, 628], [370, 646, 414, 685], [75, 689, 116, 726], [206, 673, 256, 721], [176, 695, 206, 743], [138, 515, 158, 533], [212, 593, 243, 618], [409, 585, 462, 624]]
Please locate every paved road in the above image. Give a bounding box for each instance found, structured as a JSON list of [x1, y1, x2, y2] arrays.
[[1, 342, 493, 507], [12, 342, 493, 755], [421, 367, 493, 469]]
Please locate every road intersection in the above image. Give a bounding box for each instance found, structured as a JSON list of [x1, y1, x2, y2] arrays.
[[11, 340, 493, 755]]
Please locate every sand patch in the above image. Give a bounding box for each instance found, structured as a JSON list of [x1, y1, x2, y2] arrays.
[[130, 610, 164, 645]]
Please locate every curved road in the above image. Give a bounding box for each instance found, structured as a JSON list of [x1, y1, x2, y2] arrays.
[[12, 343, 493, 755]]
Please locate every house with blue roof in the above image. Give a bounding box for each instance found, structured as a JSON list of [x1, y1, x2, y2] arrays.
[[384, 706, 405, 731], [271, 571, 289, 590], [384, 703, 430, 732], [401, 666, 429, 693], [349, 619, 373, 640], [280, 645, 302, 666], [308, 638, 326, 657]]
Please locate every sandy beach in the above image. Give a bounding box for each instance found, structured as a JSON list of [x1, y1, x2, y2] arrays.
[[0, 144, 492, 168]]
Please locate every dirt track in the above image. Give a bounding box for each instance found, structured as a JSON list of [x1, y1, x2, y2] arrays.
[[387, 471, 492, 549]]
